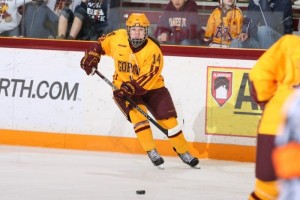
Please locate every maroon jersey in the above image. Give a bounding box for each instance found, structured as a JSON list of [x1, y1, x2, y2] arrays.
[[154, 0, 200, 44]]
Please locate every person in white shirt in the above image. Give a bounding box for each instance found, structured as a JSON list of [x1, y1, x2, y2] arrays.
[[0, 0, 32, 36]]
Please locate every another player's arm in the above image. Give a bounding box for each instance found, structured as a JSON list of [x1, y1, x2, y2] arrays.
[[249, 36, 287, 104]]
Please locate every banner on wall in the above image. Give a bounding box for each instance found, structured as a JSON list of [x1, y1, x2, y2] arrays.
[[206, 66, 262, 137], [0, 48, 119, 135]]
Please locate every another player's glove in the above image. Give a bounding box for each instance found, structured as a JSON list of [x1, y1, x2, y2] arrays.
[[80, 48, 101, 75], [115, 82, 136, 99]]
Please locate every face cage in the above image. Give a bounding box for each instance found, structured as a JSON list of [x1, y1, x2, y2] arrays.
[[127, 26, 149, 48]]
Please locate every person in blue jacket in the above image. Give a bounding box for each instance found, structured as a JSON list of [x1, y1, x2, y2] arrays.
[[22, 0, 58, 38], [246, 0, 293, 49]]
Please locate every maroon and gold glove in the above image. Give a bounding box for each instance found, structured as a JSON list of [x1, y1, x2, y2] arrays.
[[80, 48, 101, 75], [115, 82, 136, 99]]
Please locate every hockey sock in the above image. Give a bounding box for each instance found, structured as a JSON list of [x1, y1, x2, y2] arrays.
[[249, 179, 278, 200], [135, 123, 156, 151], [157, 117, 188, 154], [168, 132, 188, 154], [130, 108, 156, 152]]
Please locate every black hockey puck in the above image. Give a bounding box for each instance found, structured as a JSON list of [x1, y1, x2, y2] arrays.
[[136, 190, 145, 195]]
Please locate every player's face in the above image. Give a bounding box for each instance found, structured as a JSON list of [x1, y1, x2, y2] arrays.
[[171, 0, 186, 10], [129, 26, 146, 39]]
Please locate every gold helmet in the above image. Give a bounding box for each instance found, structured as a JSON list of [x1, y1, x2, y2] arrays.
[[126, 13, 150, 48], [126, 13, 150, 28]]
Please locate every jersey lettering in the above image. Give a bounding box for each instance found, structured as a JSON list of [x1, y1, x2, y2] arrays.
[[87, 2, 106, 22], [118, 61, 140, 76], [152, 54, 161, 65], [168, 17, 187, 27], [215, 26, 233, 41]]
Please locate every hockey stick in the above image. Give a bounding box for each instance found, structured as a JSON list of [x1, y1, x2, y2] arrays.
[[94, 69, 182, 137]]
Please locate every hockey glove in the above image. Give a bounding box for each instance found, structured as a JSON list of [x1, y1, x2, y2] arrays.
[[80, 48, 101, 75], [115, 82, 136, 99]]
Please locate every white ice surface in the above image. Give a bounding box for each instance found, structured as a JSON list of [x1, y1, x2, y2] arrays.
[[0, 145, 255, 200]]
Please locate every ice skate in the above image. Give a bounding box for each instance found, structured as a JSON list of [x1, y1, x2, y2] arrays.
[[147, 149, 165, 170], [174, 148, 200, 169]]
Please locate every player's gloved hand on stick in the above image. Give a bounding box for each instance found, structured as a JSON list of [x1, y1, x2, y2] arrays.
[[115, 82, 136, 99], [80, 48, 101, 75]]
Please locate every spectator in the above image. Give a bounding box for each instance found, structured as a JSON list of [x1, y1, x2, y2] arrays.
[[50, 0, 77, 39], [272, 88, 300, 200], [246, 0, 293, 49], [248, 34, 300, 200], [21, 0, 58, 38], [204, 0, 259, 48], [154, 0, 202, 46], [56, 0, 110, 40], [0, 0, 31, 37], [47, 0, 80, 15]]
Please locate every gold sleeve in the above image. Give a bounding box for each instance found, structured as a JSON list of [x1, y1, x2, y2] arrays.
[[250, 37, 285, 102]]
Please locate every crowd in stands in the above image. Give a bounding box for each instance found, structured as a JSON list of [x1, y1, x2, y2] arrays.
[[0, 0, 297, 49], [0, 0, 119, 39]]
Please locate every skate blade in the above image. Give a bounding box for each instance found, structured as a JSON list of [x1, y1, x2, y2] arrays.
[[191, 164, 200, 169], [157, 164, 165, 170]]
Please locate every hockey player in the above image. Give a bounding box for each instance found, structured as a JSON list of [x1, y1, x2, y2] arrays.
[[249, 35, 300, 199], [80, 13, 199, 169]]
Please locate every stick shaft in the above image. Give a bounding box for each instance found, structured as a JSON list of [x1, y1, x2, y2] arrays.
[[94, 70, 169, 136]]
